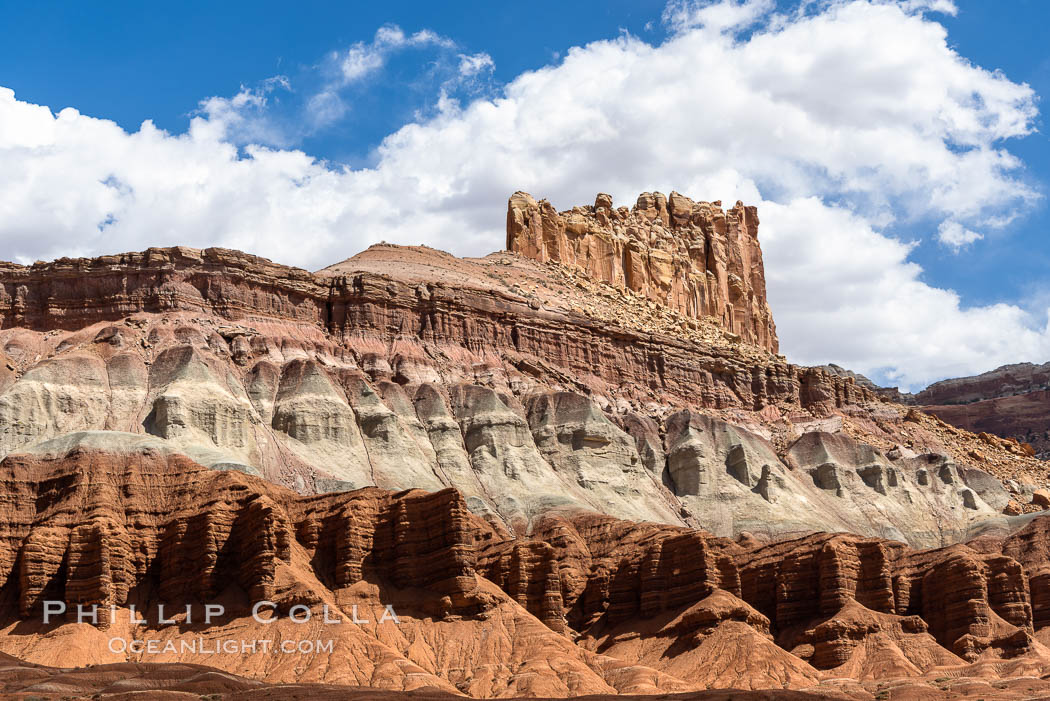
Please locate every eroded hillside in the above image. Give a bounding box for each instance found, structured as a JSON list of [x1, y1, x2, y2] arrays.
[[3, 447, 1050, 697]]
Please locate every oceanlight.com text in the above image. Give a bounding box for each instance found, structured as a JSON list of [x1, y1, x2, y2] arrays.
[[108, 637, 336, 655]]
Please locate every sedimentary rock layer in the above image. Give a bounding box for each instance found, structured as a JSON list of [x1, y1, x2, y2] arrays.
[[912, 363, 1050, 406], [5, 449, 1050, 696], [506, 191, 778, 352], [0, 244, 825, 413], [0, 244, 1043, 544], [925, 393, 1050, 460]]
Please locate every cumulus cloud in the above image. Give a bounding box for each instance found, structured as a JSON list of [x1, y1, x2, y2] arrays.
[[0, 0, 1045, 388], [760, 199, 1048, 386], [196, 76, 292, 146], [937, 220, 983, 250]]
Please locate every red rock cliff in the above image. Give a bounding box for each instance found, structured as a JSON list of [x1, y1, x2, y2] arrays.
[[507, 191, 779, 353], [7, 446, 1050, 693]]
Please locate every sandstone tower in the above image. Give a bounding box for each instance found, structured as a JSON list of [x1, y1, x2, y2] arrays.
[[507, 191, 778, 353]]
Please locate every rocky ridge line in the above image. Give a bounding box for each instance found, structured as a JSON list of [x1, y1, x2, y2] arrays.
[[909, 362, 1050, 407], [874, 363, 1050, 460]]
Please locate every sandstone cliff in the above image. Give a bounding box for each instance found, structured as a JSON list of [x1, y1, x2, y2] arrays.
[[914, 362, 1050, 406], [506, 191, 778, 353]]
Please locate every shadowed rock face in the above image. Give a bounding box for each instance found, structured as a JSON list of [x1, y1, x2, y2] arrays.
[[4, 449, 1050, 696], [507, 191, 778, 353], [656, 414, 1018, 547]]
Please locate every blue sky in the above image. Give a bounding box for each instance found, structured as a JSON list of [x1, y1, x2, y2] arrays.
[[0, 0, 1048, 389], [1, 1, 669, 161], [928, 1, 1050, 307]]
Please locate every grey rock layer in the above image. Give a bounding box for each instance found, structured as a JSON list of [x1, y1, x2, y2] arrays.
[[0, 340, 1015, 547]]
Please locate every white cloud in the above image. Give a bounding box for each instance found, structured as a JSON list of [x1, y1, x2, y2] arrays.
[[304, 89, 348, 129], [937, 220, 983, 250], [899, 0, 958, 15], [198, 24, 474, 146], [0, 0, 1045, 389], [760, 199, 1048, 386], [458, 52, 494, 77], [663, 0, 774, 34], [196, 76, 292, 146], [339, 25, 458, 84], [340, 44, 386, 83]]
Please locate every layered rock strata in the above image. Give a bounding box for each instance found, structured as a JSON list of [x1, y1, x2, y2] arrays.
[[506, 191, 778, 352], [903, 363, 1050, 460], [479, 510, 1050, 669], [6, 448, 1050, 695], [0, 244, 1044, 544], [912, 362, 1050, 407], [1, 245, 830, 416]]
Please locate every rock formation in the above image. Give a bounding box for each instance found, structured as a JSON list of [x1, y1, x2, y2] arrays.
[[1, 650, 938, 701], [817, 361, 1050, 461], [3, 444, 1050, 697], [0, 244, 1044, 545], [913, 362, 1050, 407], [1, 199, 1050, 697], [506, 191, 778, 353]]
